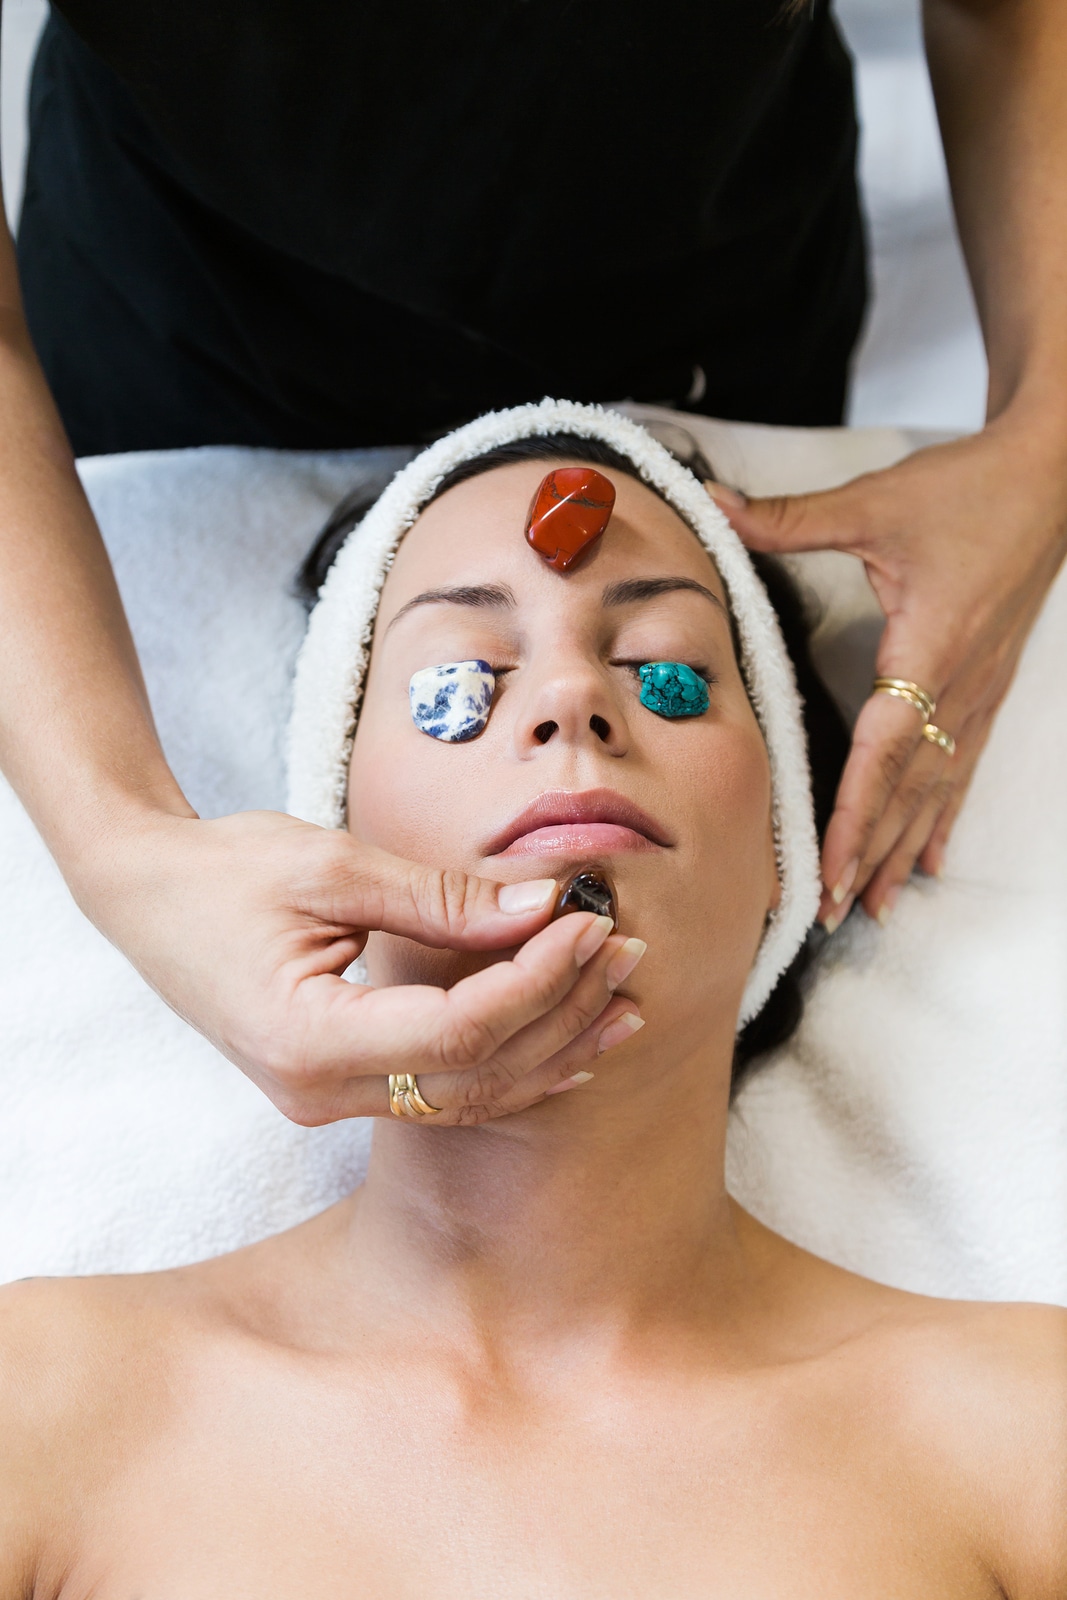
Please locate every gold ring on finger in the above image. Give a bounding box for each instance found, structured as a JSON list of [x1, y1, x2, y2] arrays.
[[921, 722, 956, 757], [872, 676, 936, 722], [388, 1073, 442, 1119]]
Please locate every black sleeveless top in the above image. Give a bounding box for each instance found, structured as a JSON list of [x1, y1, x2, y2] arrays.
[[17, 0, 865, 455]]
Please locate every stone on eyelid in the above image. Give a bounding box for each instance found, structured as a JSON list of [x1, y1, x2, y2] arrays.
[[409, 660, 495, 742], [638, 661, 709, 718], [525, 467, 616, 573]]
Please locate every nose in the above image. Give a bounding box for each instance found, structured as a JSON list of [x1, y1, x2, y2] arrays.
[[512, 655, 629, 759]]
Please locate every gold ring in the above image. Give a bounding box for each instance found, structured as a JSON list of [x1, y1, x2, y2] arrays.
[[388, 1073, 442, 1119], [922, 722, 957, 757], [872, 677, 936, 722]]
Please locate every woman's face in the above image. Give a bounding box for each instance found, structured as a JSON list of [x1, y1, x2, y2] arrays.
[[348, 459, 780, 1057]]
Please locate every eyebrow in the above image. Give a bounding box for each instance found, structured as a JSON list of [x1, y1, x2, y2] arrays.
[[385, 574, 727, 632], [601, 576, 728, 616], [386, 583, 517, 631]]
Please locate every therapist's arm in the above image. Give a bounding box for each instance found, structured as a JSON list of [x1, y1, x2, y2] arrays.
[[715, 0, 1067, 927], [0, 91, 628, 1121]]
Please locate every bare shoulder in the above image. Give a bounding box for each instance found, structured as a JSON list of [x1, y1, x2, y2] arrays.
[[0, 1271, 198, 1597], [762, 1219, 1067, 1600], [869, 1293, 1067, 1599]]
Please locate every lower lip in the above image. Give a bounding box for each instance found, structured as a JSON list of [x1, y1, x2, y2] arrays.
[[495, 822, 658, 858]]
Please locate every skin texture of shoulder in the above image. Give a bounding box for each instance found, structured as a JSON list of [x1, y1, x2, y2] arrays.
[[0, 1272, 192, 1600], [845, 1292, 1067, 1600], [926, 1299, 1067, 1600]]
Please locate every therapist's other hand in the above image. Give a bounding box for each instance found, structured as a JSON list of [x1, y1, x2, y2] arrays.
[[91, 809, 641, 1125], [708, 422, 1067, 925]]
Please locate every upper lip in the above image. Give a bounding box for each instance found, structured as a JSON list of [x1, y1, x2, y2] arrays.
[[484, 788, 674, 856]]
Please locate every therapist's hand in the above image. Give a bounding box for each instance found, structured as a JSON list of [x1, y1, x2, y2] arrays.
[[709, 420, 1067, 926], [87, 808, 642, 1125]]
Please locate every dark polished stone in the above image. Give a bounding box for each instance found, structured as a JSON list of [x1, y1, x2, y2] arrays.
[[554, 868, 619, 929]]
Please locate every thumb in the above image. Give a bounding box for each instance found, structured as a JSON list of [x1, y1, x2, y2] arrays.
[[319, 840, 559, 951], [706, 480, 862, 557]]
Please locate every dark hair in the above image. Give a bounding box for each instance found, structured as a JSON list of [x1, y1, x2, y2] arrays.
[[298, 429, 849, 1097]]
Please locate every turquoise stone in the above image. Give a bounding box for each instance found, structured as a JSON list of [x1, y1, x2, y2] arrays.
[[638, 661, 709, 718]]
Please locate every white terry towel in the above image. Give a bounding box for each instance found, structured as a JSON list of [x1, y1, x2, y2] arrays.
[[0, 416, 1063, 1305]]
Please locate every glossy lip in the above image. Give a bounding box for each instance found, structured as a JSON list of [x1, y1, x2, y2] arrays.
[[484, 788, 674, 859]]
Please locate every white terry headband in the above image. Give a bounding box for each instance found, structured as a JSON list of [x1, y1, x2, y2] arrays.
[[287, 399, 821, 1027]]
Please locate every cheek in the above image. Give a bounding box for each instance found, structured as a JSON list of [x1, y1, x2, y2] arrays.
[[670, 723, 777, 948], [702, 732, 776, 888], [347, 696, 477, 864]]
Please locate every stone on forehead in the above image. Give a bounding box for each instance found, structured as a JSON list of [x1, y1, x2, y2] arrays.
[[524, 467, 616, 573]]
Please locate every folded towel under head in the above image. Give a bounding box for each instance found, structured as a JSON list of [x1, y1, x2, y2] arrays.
[[286, 399, 821, 1027]]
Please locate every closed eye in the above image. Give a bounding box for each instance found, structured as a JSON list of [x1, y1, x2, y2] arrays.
[[612, 659, 717, 687]]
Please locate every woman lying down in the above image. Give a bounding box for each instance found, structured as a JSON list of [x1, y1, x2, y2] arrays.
[[1, 402, 1064, 1597]]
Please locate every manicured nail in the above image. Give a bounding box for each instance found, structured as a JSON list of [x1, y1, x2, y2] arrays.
[[498, 878, 557, 914], [606, 937, 647, 989], [546, 1070, 595, 1096], [574, 915, 615, 965], [823, 894, 854, 936], [707, 482, 747, 512], [877, 885, 901, 928], [597, 1012, 646, 1054], [831, 858, 859, 906]]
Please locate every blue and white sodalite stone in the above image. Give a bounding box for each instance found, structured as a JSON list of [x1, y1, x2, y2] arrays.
[[409, 659, 496, 742]]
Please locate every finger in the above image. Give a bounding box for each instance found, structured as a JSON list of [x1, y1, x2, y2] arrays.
[[843, 653, 1003, 909], [849, 733, 957, 903], [847, 686, 995, 917], [269, 911, 615, 1120], [816, 601, 969, 908], [327, 997, 645, 1128], [415, 932, 647, 1112], [500, 999, 645, 1109], [917, 708, 997, 877], [705, 479, 866, 556], [305, 835, 560, 951], [859, 784, 949, 925], [817, 690, 929, 910]]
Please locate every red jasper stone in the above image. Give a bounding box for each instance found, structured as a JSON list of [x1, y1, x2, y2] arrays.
[[524, 467, 616, 572]]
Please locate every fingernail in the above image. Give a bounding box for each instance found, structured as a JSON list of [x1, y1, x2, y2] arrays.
[[831, 858, 859, 906], [823, 894, 854, 936], [877, 885, 901, 928], [707, 482, 747, 512], [606, 937, 648, 989], [546, 1070, 595, 1096], [597, 1012, 645, 1054], [498, 878, 556, 914], [574, 914, 615, 964]]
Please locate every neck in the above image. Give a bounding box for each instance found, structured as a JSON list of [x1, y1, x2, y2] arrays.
[[344, 1023, 754, 1353]]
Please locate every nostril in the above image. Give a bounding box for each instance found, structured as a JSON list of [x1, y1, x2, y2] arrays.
[[589, 714, 610, 742], [534, 720, 557, 744]]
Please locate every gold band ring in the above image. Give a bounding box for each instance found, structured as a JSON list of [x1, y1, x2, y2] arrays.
[[922, 723, 957, 757], [872, 677, 936, 722], [388, 1073, 442, 1120], [872, 679, 956, 757]]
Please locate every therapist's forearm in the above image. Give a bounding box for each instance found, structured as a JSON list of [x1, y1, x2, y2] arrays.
[[0, 225, 193, 890], [924, 0, 1067, 433]]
